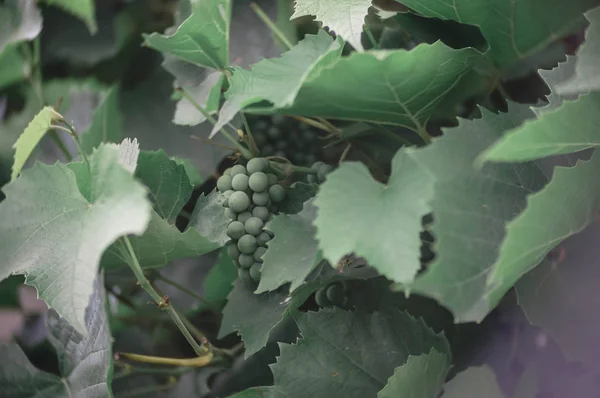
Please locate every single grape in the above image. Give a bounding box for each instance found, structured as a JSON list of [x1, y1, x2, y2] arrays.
[[232, 174, 250, 191], [238, 234, 257, 254], [269, 184, 285, 203], [223, 168, 232, 176], [223, 189, 234, 198], [237, 211, 252, 224], [271, 114, 285, 125], [305, 154, 317, 165], [249, 172, 269, 192], [226, 241, 240, 259], [216, 175, 232, 192], [238, 254, 254, 268], [249, 263, 262, 281], [252, 206, 270, 221], [318, 164, 334, 182], [257, 232, 271, 246], [225, 208, 236, 220], [268, 127, 281, 139], [247, 158, 267, 174], [254, 246, 267, 262], [265, 230, 275, 238], [245, 217, 264, 236], [252, 192, 270, 206], [229, 191, 250, 213], [267, 173, 278, 186], [326, 283, 346, 305], [311, 161, 324, 171], [227, 221, 245, 240], [307, 174, 317, 184], [275, 150, 286, 158], [230, 164, 247, 177], [238, 268, 253, 284], [315, 288, 332, 307]]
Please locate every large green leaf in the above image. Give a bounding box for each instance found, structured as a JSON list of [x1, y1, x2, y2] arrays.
[[190, 190, 230, 246], [0, 44, 28, 90], [144, 0, 231, 69], [479, 92, 600, 162], [256, 199, 322, 294], [400, 0, 597, 70], [0, 275, 113, 397], [401, 104, 549, 322], [556, 6, 600, 95], [42, 0, 97, 34], [269, 309, 450, 397], [212, 30, 343, 136], [0, 144, 151, 333], [81, 86, 123, 153], [0, 0, 42, 53], [377, 349, 450, 398], [441, 366, 503, 398], [11, 106, 61, 181], [248, 41, 493, 135], [162, 56, 224, 126], [291, 0, 371, 50], [315, 150, 434, 284], [203, 247, 237, 307]]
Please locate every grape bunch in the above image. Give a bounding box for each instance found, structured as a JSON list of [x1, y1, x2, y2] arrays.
[[306, 161, 334, 184], [217, 158, 286, 284], [247, 115, 323, 166], [315, 282, 348, 308]]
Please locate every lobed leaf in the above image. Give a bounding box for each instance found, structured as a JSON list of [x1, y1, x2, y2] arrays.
[[41, 0, 97, 34], [441, 366, 504, 398], [81, 86, 123, 153]]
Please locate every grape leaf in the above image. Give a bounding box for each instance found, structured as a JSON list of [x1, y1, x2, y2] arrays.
[[269, 309, 450, 397], [377, 349, 450, 398], [172, 156, 204, 186], [0, 0, 42, 53], [101, 156, 220, 269], [226, 387, 277, 398], [277, 182, 318, 214], [11, 106, 61, 181], [0, 44, 28, 91], [479, 93, 600, 163], [41, 0, 97, 34], [399, 104, 549, 322], [291, 0, 371, 51], [256, 198, 322, 294], [81, 86, 123, 153], [144, 0, 231, 69], [516, 219, 600, 367], [0, 144, 151, 333], [135, 150, 193, 222], [190, 190, 230, 246], [400, 0, 597, 70], [0, 275, 113, 398], [556, 6, 600, 95], [211, 30, 343, 136], [162, 56, 224, 126], [219, 279, 311, 357], [246, 41, 493, 134], [442, 366, 504, 398], [203, 248, 237, 306], [315, 149, 435, 284]]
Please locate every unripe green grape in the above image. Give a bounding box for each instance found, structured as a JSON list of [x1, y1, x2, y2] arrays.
[[223, 168, 232, 176], [223, 190, 234, 198], [238, 254, 254, 268], [318, 164, 334, 182], [307, 174, 317, 184], [230, 164, 247, 177], [247, 158, 267, 174], [249, 263, 262, 281], [311, 161, 324, 171], [252, 192, 270, 206], [257, 232, 271, 246], [225, 208, 236, 220], [216, 175, 232, 192], [326, 283, 346, 305], [238, 268, 253, 284], [237, 211, 252, 223], [227, 221, 245, 240], [249, 172, 269, 192], [254, 246, 267, 262], [252, 206, 270, 221], [245, 217, 264, 236], [265, 230, 275, 238], [238, 234, 257, 254], [226, 241, 240, 259], [269, 184, 285, 203], [315, 288, 332, 307], [267, 173, 278, 186], [229, 191, 250, 212], [232, 174, 249, 191]]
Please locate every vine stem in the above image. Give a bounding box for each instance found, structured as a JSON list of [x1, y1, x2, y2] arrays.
[[249, 2, 294, 51], [50, 123, 89, 171], [113, 363, 192, 380], [118, 379, 178, 398], [364, 22, 378, 49], [117, 351, 213, 368], [119, 236, 210, 358], [240, 113, 260, 155], [176, 88, 253, 159], [290, 116, 337, 136], [269, 161, 317, 176]]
